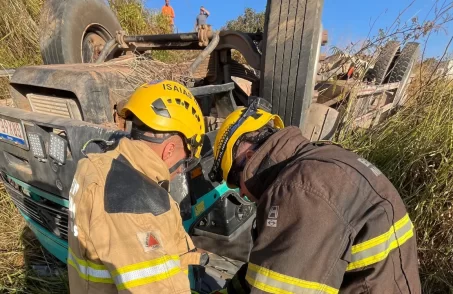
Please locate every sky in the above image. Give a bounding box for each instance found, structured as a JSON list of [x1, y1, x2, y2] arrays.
[[146, 0, 453, 58]]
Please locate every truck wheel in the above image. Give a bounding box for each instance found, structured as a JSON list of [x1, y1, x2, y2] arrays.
[[260, 0, 324, 127], [388, 42, 420, 106], [40, 0, 122, 64], [365, 40, 400, 85]]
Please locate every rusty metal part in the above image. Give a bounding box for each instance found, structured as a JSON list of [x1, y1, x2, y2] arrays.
[[124, 32, 212, 43], [100, 30, 263, 56], [116, 30, 128, 49], [215, 31, 261, 70], [82, 31, 110, 63], [95, 38, 118, 64], [123, 42, 204, 51], [114, 111, 127, 131]]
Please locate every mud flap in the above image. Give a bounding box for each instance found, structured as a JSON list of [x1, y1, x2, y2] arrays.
[[301, 103, 339, 141]]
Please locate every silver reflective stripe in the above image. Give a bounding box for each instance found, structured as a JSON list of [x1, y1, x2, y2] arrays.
[[68, 252, 112, 279], [351, 219, 413, 262], [114, 259, 180, 285], [246, 263, 338, 294]]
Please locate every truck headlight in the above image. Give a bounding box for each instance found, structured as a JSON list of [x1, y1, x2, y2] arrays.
[[27, 133, 46, 160], [49, 133, 67, 165]]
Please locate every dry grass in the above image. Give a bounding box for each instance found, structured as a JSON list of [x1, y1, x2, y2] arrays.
[[0, 0, 42, 68], [0, 187, 67, 293], [0, 0, 43, 103], [338, 62, 453, 293]]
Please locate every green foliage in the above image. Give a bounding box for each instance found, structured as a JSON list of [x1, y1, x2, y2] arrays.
[[108, 0, 172, 35], [223, 7, 265, 64], [223, 8, 264, 33]]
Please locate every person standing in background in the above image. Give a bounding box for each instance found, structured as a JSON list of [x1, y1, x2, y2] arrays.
[[195, 6, 210, 30], [162, 0, 175, 31]]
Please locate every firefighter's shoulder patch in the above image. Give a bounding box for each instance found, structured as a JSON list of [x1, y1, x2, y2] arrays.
[[104, 155, 170, 215]]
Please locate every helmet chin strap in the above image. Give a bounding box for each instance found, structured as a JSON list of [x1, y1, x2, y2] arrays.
[[168, 158, 185, 174]]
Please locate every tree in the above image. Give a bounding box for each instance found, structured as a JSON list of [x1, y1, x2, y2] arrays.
[[223, 8, 264, 33]]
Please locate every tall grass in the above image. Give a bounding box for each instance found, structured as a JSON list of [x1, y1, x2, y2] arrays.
[[0, 0, 42, 68], [338, 56, 453, 294], [0, 0, 43, 100]]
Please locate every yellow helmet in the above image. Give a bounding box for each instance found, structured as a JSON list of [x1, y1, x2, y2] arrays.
[[209, 98, 284, 184], [121, 80, 205, 159]]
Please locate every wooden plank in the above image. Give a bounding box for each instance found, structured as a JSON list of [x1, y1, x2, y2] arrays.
[[357, 82, 400, 96]]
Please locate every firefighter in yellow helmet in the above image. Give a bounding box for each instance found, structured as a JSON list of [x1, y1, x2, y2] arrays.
[[68, 80, 208, 294], [210, 97, 421, 293]]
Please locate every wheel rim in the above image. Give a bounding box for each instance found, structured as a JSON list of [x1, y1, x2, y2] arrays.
[[81, 24, 112, 63]]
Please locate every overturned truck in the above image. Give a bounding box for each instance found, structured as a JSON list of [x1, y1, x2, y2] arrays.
[[0, 0, 418, 290]]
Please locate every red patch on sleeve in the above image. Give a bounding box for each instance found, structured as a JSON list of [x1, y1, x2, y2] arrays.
[[146, 233, 160, 248]]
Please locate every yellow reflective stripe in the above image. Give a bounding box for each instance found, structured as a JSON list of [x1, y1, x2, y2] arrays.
[[247, 263, 338, 294], [351, 214, 411, 254], [347, 226, 414, 271], [111, 255, 181, 290], [116, 267, 181, 291], [246, 276, 293, 294], [184, 269, 189, 274], [67, 253, 114, 284], [68, 247, 108, 271], [347, 214, 415, 271], [111, 255, 180, 276]]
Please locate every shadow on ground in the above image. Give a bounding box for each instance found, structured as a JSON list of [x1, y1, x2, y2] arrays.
[[12, 227, 68, 294]]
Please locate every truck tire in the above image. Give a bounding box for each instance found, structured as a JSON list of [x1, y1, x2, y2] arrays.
[[260, 0, 324, 127], [365, 40, 400, 85], [388, 42, 420, 106], [40, 0, 122, 64]]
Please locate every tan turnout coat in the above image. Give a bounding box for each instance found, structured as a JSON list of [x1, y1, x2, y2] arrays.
[[68, 138, 201, 294]]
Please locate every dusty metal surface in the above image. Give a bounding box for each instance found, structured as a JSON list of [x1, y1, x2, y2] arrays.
[[0, 106, 124, 199], [27, 94, 83, 120], [302, 103, 339, 141], [216, 31, 261, 70], [0, 69, 15, 78], [9, 56, 136, 125]]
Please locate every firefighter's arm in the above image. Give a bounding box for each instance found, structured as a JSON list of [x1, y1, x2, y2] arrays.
[[243, 185, 351, 293], [68, 159, 98, 246], [67, 159, 118, 286], [171, 7, 175, 18], [173, 201, 209, 270]]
